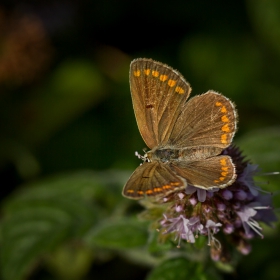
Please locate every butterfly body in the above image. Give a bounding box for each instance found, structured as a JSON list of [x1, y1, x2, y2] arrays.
[[146, 148, 180, 162], [148, 146, 225, 163], [123, 58, 238, 200]]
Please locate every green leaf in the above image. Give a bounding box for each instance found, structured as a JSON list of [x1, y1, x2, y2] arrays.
[[0, 171, 119, 280], [147, 229, 172, 256], [179, 35, 261, 100], [19, 59, 105, 145], [247, 0, 280, 57], [146, 257, 221, 280], [236, 126, 280, 190], [88, 219, 148, 249], [146, 257, 204, 280]]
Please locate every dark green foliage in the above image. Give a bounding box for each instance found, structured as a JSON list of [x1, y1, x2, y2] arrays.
[[0, 0, 280, 279]]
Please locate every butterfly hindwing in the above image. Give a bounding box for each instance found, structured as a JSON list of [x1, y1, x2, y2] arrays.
[[171, 155, 236, 189], [123, 161, 186, 200]]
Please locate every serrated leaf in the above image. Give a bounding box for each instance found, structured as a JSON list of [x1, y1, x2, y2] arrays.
[[0, 171, 110, 280], [0, 170, 133, 280], [88, 219, 148, 249]]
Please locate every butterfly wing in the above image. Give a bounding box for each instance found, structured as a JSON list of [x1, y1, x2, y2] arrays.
[[130, 58, 191, 149], [169, 91, 238, 189], [123, 161, 186, 200], [169, 91, 237, 151], [171, 155, 236, 190]]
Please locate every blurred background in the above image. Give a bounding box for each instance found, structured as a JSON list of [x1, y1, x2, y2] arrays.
[[0, 0, 280, 279]]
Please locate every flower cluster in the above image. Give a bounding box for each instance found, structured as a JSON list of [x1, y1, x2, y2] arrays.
[[158, 146, 277, 261]]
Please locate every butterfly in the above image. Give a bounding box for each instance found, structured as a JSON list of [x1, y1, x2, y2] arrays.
[[123, 58, 238, 200]]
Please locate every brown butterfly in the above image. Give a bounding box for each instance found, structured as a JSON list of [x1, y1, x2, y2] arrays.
[[123, 58, 238, 200]]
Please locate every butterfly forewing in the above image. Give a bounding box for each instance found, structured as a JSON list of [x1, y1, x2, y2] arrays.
[[123, 161, 186, 200], [130, 58, 191, 149], [169, 91, 237, 151]]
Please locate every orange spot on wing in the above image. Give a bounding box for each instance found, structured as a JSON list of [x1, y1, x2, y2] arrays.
[[222, 124, 230, 132], [159, 74, 168, 81], [175, 86, 184, 94], [144, 69, 150, 75], [168, 79, 176, 87], [170, 182, 180, 186], [221, 134, 228, 144], [152, 70, 159, 77], [146, 190, 153, 195], [222, 115, 229, 122], [127, 189, 134, 193], [221, 106, 227, 113], [134, 70, 141, 77], [220, 158, 227, 166], [215, 101, 222, 106]]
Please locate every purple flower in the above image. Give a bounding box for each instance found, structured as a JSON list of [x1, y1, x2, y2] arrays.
[[162, 215, 203, 247], [236, 204, 263, 238], [222, 189, 233, 200], [137, 145, 277, 261], [238, 242, 252, 255], [238, 164, 262, 196], [185, 185, 219, 202], [185, 185, 206, 202], [217, 203, 226, 211], [235, 190, 247, 200], [251, 194, 277, 227], [184, 217, 203, 241], [205, 220, 222, 248], [223, 223, 234, 234]]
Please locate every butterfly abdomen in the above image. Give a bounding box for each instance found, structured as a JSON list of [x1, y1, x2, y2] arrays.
[[148, 146, 224, 163], [179, 146, 224, 161]]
